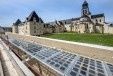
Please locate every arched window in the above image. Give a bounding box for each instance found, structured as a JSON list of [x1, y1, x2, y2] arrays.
[[86, 23, 88, 29]]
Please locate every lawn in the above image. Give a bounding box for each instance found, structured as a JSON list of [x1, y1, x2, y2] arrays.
[[42, 32, 113, 47]]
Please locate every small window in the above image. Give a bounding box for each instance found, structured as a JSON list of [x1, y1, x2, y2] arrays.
[[26, 26, 27, 29], [34, 26, 36, 29], [100, 19, 101, 22], [34, 30, 36, 33], [44, 25, 45, 28], [96, 19, 98, 23]]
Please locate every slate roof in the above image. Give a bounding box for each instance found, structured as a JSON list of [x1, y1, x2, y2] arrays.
[[82, 0, 88, 8], [13, 19, 21, 26], [91, 13, 104, 19], [60, 18, 80, 24], [46, 17, 80, 26], [26, 11, 43, 23]]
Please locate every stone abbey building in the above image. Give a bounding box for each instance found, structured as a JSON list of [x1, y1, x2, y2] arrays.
[[12, 11, 66, 36], [12, 0, 113, 36]]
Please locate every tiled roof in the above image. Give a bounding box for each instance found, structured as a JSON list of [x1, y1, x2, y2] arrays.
[[91, 14, 104, 19], [27, 11, 43, 23]]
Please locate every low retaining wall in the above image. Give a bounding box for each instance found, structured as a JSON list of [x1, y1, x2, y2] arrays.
[[6, 33, 113, 64]]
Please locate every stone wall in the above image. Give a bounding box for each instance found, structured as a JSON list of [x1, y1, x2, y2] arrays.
[[6, 32, 113, 64], [104, 25, 113, 34]]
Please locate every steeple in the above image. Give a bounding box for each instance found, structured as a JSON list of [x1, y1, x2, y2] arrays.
[[81, 0, 91, 16]]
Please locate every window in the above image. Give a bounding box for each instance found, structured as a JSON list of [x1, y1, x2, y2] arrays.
[[34, 26, 36, 29], [100, 19, 101, 22], [86, 23, 88, 29], [44, 25, 45, 28], [34, 30, 36, 33], [26, 26, 27, 30], [96, 19, 98, 23]]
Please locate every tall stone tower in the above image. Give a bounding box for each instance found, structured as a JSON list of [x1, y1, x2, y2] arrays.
[[81, 0, 91, 16]]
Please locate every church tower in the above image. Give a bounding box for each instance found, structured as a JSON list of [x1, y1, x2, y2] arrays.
[[81, 0, 91, 16]]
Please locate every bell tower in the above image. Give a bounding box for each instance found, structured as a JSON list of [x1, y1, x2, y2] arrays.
[[81, 0, 91, 16]]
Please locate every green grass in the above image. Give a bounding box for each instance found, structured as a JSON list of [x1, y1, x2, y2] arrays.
[[42, 32, 113, 47]]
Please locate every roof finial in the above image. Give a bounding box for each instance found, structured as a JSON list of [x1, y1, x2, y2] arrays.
[[83, 0, 88, 4]]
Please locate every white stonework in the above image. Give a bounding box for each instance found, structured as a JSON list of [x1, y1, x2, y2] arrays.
[[12, 11, 66, 36]]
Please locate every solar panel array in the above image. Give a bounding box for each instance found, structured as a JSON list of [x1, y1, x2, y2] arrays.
[[10, 39, 113, 76]]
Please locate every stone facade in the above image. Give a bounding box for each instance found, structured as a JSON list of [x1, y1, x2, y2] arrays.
[[12, 11, 66, 36], [104, 23, 113, 34]]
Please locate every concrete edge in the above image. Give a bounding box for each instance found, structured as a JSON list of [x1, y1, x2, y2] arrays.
[[0, 60, 4, 76], [0, 39, 35, 76]]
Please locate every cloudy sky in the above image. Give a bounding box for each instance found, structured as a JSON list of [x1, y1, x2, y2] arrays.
[[0, 0, 113, 27]]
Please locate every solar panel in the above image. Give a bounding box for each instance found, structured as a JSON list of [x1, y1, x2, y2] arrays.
[[67, 56, 107, 76], [46, 51, 77, 73], [10, 39, 113, 76], [106, 64, 113, 76]]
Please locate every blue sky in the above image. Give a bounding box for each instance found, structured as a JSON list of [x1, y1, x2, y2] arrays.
[[0, 0, 113, 27]]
